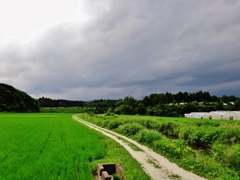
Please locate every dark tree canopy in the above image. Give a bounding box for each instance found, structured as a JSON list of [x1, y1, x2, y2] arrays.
[[0, 83, 39, 112]]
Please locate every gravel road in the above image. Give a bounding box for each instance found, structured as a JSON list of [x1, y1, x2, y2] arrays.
[[73, 115, 207, 180]]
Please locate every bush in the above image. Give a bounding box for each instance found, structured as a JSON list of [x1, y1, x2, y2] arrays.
[[153, 138, 195, 159], [105, 112, 113, 116], [107, 121, 122, 129], [212, 143, 240, 174], [112, 173, 120, 180], [178, 127, 194, 142], [136, 129, 162, 144], [102, 120, 110, 128], [117, 123, 144, 136], [179, 127, 220, 149], [136, 119, 178, 137], [218, 127, 240, 145]]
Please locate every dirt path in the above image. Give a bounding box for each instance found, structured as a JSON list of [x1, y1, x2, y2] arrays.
[[73, 115, 207, 180]]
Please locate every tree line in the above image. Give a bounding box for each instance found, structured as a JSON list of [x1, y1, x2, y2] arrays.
[[2, 82, 238, 116], [39, 91, 240, 117], [38, 97, 84, 107]]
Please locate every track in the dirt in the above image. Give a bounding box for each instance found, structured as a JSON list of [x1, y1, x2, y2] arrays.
[[73, 115, 207, 180]]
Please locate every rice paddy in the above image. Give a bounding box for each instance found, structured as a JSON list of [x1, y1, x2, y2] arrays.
[[0, 113, 107, 179]]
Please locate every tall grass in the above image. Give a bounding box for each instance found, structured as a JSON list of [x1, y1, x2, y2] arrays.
[[77, 113, 240, 179]]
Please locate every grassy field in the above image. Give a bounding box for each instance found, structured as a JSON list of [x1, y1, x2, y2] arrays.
[[39, 107, 86, 113], [77, 113, 240, 180], [0, 113, 150, 180]]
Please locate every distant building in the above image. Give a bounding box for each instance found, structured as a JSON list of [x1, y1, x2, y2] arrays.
[[222, 111, 240, 120], [185, 111, 240, 120], [203, 111, 229, 120], [223, 102, 234, 106], [184, 112, 207, 119]]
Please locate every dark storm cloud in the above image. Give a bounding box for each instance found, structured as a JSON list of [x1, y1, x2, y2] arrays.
[[0, 0, 240, 100]]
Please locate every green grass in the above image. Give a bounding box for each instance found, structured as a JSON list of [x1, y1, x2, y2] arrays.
[[0, 113, 150, 180], [77, 113, 240, 180]]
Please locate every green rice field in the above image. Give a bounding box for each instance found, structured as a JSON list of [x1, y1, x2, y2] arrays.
[[0, 113, 150, 180]]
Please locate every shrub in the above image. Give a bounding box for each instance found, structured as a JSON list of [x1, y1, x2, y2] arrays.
[[107, 121, 122, 129], [112, 173, 120, 180], [136, 129, 162, 144], [178, 127, 194, 142], [102, 120, 110, 128], [117, 123, 144, 136], [153, 138, 195, 159], [218, 127, 240, 145], [212, 143, 240, 174], [179, 127, 220, 149], [105, 112, 115, 116]]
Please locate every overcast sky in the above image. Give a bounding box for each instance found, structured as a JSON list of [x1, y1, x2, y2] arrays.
[[0, 0, 240, 100]]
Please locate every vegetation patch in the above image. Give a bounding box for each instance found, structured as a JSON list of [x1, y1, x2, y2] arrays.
[[0, 83, 39, 112], [77, 113, 240, 179], [0, 113, 150, 180], [147, 157, 161, 169], [40, 107, 86, 113], [115, 136, 143, 151], [168, 174, 182, 180]]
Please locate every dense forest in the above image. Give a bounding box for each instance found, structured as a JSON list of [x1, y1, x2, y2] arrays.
[[0, 83, 39, 112], [39, 91, 240, 117], [38, 97, 84, 107]]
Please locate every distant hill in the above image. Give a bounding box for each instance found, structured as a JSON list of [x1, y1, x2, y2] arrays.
[[0, 83, 39, 112]]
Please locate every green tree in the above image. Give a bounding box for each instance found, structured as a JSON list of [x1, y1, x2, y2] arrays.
[[136, 103, 147, 115]]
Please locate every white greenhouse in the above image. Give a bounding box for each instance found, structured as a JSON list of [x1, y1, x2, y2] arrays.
[[184, 112, 207, 118], [185, 111, 240, 120], [222, 111, 240, 120], [202, 111, 229, 120]]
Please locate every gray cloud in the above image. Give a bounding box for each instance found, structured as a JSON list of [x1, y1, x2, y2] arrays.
[[0, 0, 240, 100]]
